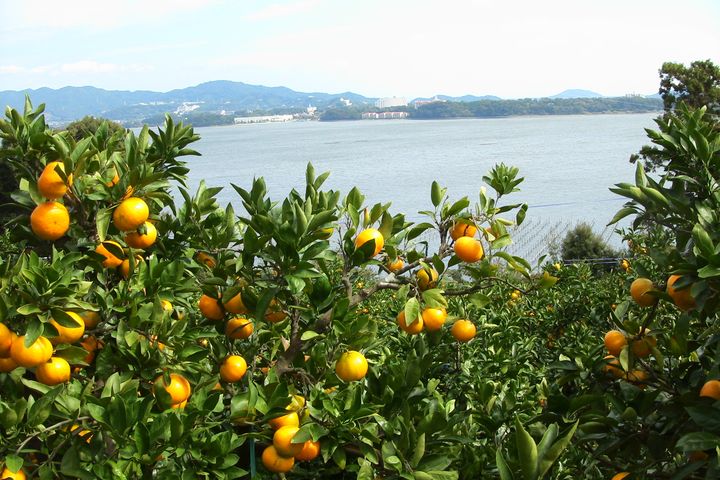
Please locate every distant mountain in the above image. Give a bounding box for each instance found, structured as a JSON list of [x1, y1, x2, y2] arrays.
[[412, 94, 501, 103], [550, 89, 604, 99], [644, 93, 661, 99], [0, 80, 375, 124]]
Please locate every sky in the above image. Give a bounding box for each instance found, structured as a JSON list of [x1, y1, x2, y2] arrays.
[[1, 0, 718, 99]]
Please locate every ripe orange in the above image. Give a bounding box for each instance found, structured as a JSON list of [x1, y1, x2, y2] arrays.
[[631, 329, 656, 358], [269, 411, 300, 430], [295, 440, 320, 461], [602, 355, 624, 378], [30, 201, 70, 241], [95, 240, 124, 268], [223, 292, 248, 314], [416, 267, 439, 290], [450, 221, 478, 241], [626, 369, 648, 385], [153, 373, 191, 405], [119, 255, 144, 279], [397, 310, 424, 334], [667, 274, 696, 311], [387, 257, 404, 272], [195, 251, 216, 268], [199, 294, 224, 321], [0, 466, 26, 480], [454, 236, 484, 263], [261, 445, 295, 473], [0, 322, 13, 357], [79, 311, 100, 329], [80, 336, 101, 364], [10, 335, 53, 368], [354, 228, 384, 257], [630, 278, 657, 307], [38, 161, 72, 199], [273, 426, 303, 457], [124, 221, 157, 249], [226, 317, 253, 340], [700, 379, 720, 400], [422, 307, 447, 331], [0, 356, 18, 373], [611, 473, 630, 480], [35, 356, 71, 385], [335, 350, 369, 382], [50, 312, 85, 344], [604, 330, 627, 356], [113, 197, 149, 231], [265, 299, 287, 323], [451, 320, 476, 342], [620, 259, 630, 271], [219, 355, 247, 383]]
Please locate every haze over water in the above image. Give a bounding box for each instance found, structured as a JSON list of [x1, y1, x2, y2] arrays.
[[186, 113, 657, 233]]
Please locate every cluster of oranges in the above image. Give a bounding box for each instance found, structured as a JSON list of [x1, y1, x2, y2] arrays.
[[396, 307, 476, 343], [0, 309, 100, 386], [29, 161, 72, 241], [450, 221, 485, 263], [261, 396, 320, 473]]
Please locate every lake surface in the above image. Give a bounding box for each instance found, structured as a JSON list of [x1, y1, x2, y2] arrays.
[[184, 114, 658, 259]]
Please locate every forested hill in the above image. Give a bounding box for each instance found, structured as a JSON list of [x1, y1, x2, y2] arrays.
[[410, 96, 662, 119]]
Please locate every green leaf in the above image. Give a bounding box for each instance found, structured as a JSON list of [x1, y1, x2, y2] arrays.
[[421, 289, 447, 309], [404, 298, 421, 327], [410, 433, 426, 468], [538, 421, 578, 478], [515, 416, 538, 480], [431, 181, 443, 207], [539, 271, 558, 289], [607, 207, 637, 225], [676, 432, 720, 452], [496, 449, 514, 480], [4, 455, 23, 474], [692, 223, 715, 258], [469, 293, 490, 308], [95, 208, 112, 242]]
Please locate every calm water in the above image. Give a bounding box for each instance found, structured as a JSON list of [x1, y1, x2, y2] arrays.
[[185, 114, 656, 230]]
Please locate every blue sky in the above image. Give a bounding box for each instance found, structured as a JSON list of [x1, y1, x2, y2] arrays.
[[1, 0, 718, 98]]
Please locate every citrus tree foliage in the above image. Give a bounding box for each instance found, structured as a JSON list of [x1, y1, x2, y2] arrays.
[[0, 99, 580, 479]]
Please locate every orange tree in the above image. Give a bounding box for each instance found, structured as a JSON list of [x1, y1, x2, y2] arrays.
[[535, 105, 720, 478], [0, 100, 582, 479]]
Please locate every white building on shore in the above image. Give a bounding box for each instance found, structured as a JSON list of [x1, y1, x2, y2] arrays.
[[375, 97, 407, 109]]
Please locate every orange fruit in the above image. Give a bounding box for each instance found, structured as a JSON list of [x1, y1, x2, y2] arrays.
[[422, 307, 447, 331], [667, 274, 696, 311], [451, 319, 476, 342], [630, 278, 657, 307], [226, 317, 253, 340], [261, 445, 295, 473], [631, 329, 656, 358], [354, 228, 384, 257], [224, 292, 248, 314], [113, 197, 149, 231], [269, 411, 300, 430], [35, 356, 71, 385], [95, 240, 124, 268], [0, 356, 18, 373], [199, 294, 224, 321], [295, 440, 320, 461], [119, 255, 144, 279], [124, 221, 157, 249], [397, 310, 424, 334], [265, 299, 287, 323], [454, 236, 484, 263], [626, 369, 648, 385], [450, 221, 478, 241], [69, 424, 93, 443], [603, 355, 624, 378], [688, 451, 709, 462], [79, 311, 100, 329], [0, 322, 13, 357], [195, 251, 216, 268], [106, 170, 120, 187], [273, 426, 303, 457], [219, 355, 247, 383], [700, 379, 720, 400], [80, 336, 101, 364], [0, 467, 26, 480], [604, 330, 627, 356], [171, 399, 187, 409], [38, 161, 71, 199], [10, 335, 52, 368], [50, 312, 85, 344], [153, 373, 191, 405], [611, 473, 630, 480], [335, 350, 368, 382], [417, 267, 439, 290], [30, 201, 70, 241], [387, 257, 404, 272]]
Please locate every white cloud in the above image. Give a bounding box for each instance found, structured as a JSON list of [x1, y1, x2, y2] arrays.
[[242, 0, 321, 21], [0, 65, 25, 74]]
